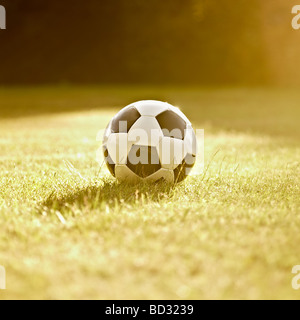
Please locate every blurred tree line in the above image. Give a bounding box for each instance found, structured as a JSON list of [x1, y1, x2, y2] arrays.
[[0, 0, 297, 85]]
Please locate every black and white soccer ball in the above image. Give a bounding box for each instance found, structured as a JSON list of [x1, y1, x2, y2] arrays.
[[102, 100, 197, 183]]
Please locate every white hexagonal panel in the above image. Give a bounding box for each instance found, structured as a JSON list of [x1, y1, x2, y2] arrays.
[[127, 116, 163, 147], [134, 100, 169, 117]]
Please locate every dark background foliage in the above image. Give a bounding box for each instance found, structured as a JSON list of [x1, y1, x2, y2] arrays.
[[0, 0, 298, 85]]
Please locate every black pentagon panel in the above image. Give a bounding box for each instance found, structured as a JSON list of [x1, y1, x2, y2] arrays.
[[127, 145, 161, 178], [173, 153, 196, 183], [103, 145, 115, 177], [111, 107, 141, 133], [156, 110, 187, 140]]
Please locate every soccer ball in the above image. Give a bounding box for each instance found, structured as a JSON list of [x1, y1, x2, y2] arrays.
[[102, 100, 197, 183]]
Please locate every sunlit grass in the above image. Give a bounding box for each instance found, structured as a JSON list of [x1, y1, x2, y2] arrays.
[[0, 87, 299, 299]]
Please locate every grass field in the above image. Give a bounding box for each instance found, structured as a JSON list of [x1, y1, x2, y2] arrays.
[[0, 86, 299, 299]]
